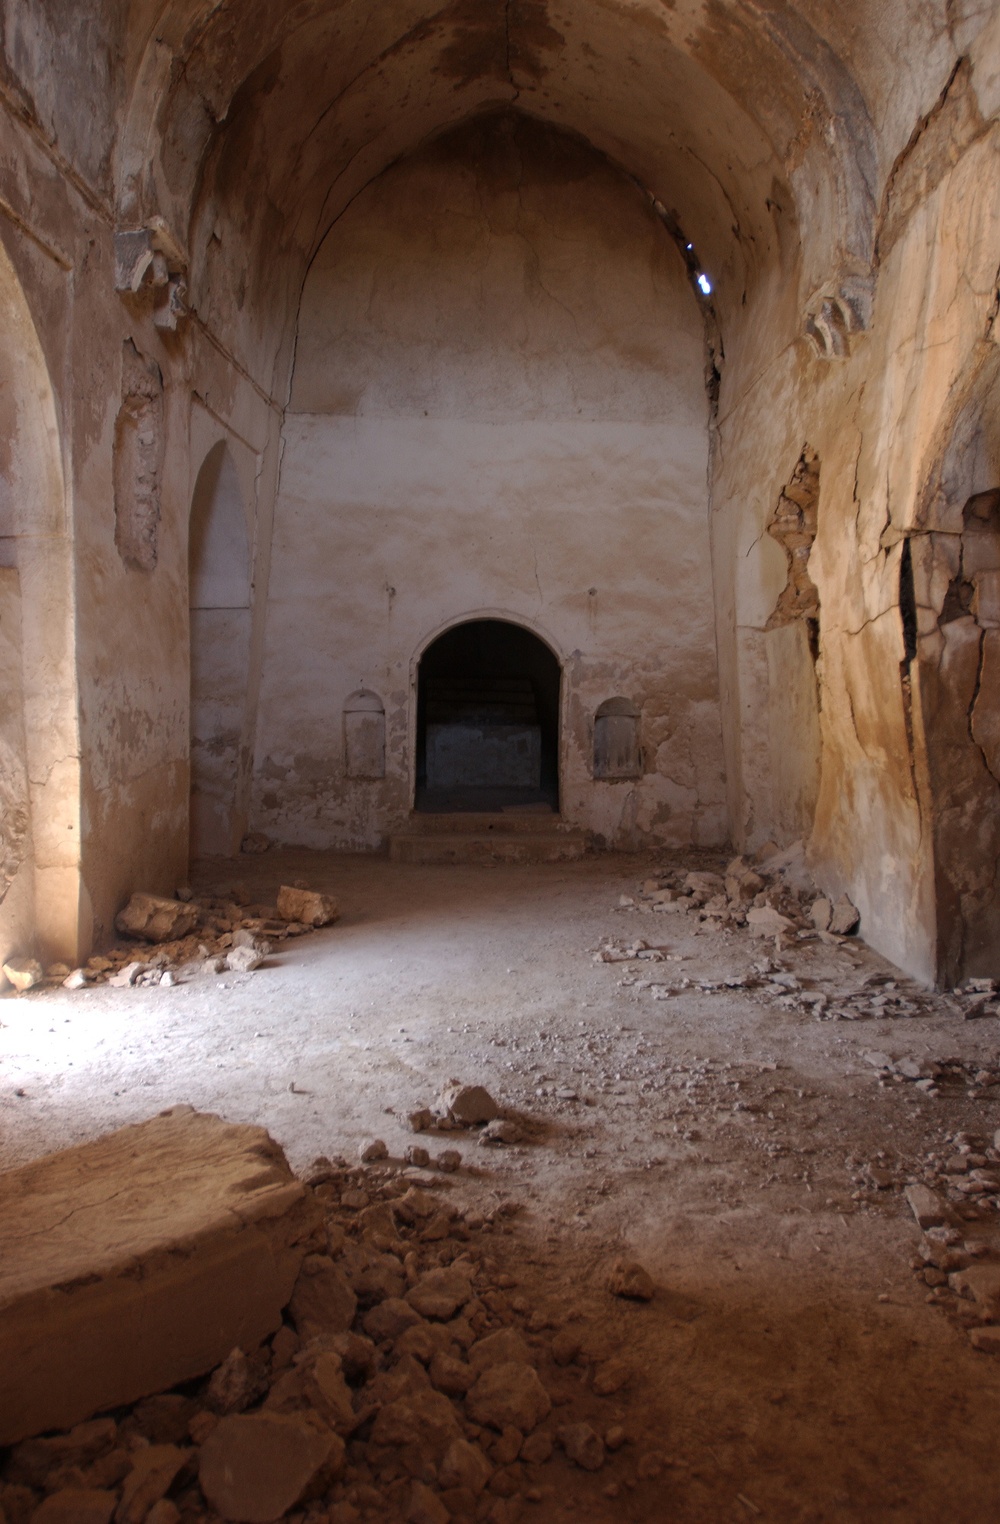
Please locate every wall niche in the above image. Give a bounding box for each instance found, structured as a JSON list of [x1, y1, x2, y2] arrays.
[[344, 690, 386, 779], [593, 697, 641, 780]]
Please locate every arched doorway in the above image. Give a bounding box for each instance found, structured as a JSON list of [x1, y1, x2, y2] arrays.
[[188, 442, 251, 857], [416, 619, 560, 813], [0, 235, 77, 969]]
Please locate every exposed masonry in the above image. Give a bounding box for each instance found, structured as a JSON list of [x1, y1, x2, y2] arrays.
[[765, 449, 821, 656], [113, 340, 164, 572], [903, 488, 1000, 983]]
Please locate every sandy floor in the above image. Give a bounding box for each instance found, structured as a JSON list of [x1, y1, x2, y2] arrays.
[[3, 849, 1000, 1521]]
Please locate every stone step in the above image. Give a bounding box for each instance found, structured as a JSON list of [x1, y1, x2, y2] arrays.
[[402, 810, 567, 834], [389, 826, 590, 864]]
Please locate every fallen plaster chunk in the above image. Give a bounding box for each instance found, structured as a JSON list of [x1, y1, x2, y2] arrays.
[[905, 1184, 950, 1230], [114, 892, 199, 944], [275, 886, 339, 927], [0, 1106, 320, 1444]]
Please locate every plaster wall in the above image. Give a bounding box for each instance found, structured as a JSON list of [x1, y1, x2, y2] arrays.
[[253, 117, 727, 850]]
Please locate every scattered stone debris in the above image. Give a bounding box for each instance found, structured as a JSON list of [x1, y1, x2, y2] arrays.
[[618, 843, 858, 946], [1, 883, 343, 998], [0, 1152, 659, 1523]]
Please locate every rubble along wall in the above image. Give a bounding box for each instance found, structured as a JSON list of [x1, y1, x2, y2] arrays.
[[251, 114, 728, 850]]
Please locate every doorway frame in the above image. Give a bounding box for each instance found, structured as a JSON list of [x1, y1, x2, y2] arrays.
[[407, 609, 567, 813]]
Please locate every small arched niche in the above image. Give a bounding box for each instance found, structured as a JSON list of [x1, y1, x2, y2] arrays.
[[344, 690, 386, 779], [188, 441, 251, 858], [593, 698, 641, 780]]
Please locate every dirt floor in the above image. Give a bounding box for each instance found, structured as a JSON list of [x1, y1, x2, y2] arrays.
[[3, 849, 1000, 1522]]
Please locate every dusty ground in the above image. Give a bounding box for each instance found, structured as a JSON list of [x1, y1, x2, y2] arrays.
[[3, 850, 1000, 1522]]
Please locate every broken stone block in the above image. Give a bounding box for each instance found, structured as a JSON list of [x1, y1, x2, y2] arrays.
[[437, 1083, 500, 1126], [0, 1107, 320, 1444], [206, 1348, 269, 1415], [406, 1267, 473, 1320], [276, 886, 339, 927], [114, 893, 199, 944], [559, 1422, 605, 1471], [810, 897, 833, 931], [408, 1108, 434, 1133], [2, 955, 43, 992], [469, 1328, 532, 1371], [33, 1491, 117, 1524], [62, 968, 91, 990], [829, 894, 860, 935], [592, 1358, 631, 1396], [199, 1412, 343, 1523], [405, 1144, 430, 1167], [116, 1444, 188, 1524], [225, 946, 262, 974], [288, 1256, 358, 1338], [465, 1361, 551, 1432], [363, 1296, 425, 1343], [949, 1264, 1000, 1311], [606, 1258, 655, 1300], [905, 1184, 950, 1230], [746, 907, 794, 937], [439, 1437, 492, 1494], [358, 1138, 388, 1163], [408, 1480, 450, 1524], [969, 1325, 1000, 1354], [7, 1418, 118, 1487], [371, 1389, 462, 1459], [436, 1149, 462, 1173]]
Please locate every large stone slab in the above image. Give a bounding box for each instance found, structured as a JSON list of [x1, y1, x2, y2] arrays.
[[0, 1106, 320, 1443]]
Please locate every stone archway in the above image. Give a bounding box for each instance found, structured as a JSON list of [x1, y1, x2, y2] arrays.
[[0, 236, 78, 974], [415, 618, 562, 813], [188, 441, 252, 858]]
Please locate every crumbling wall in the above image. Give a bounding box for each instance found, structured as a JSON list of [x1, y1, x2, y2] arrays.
[[253, 113, 727, 850], [711, 30, 1000, 984], [113, 341, 164, 572]]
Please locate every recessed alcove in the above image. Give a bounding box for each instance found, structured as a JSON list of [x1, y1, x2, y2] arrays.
[[415, 619, 561, 813]]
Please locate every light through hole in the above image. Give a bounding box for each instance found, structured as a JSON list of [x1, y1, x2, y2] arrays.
[[697, 272, 713, 295]]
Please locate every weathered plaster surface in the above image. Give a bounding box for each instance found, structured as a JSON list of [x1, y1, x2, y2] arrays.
[[254, 117, 725, 850]]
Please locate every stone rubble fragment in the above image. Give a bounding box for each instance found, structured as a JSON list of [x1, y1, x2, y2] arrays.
[[276, 885, 339, 927], [114, 893, 199, 944], [2, 955, 43, 992], [198, 1411, 343, 1522], [437, 1083, 500, 1126], [606, 1259, 655, 1301]]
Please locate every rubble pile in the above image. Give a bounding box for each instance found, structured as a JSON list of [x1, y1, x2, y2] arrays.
[[899, 1137, 1000, 1347], [2, 886, 339, 996], [617, 843, 859, 942], [864, 1050, 1000, 1100], [0, 1160, 661, 1524]]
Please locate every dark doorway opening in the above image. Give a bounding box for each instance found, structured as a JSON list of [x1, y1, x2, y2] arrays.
[[416, 620, 561, 813]]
